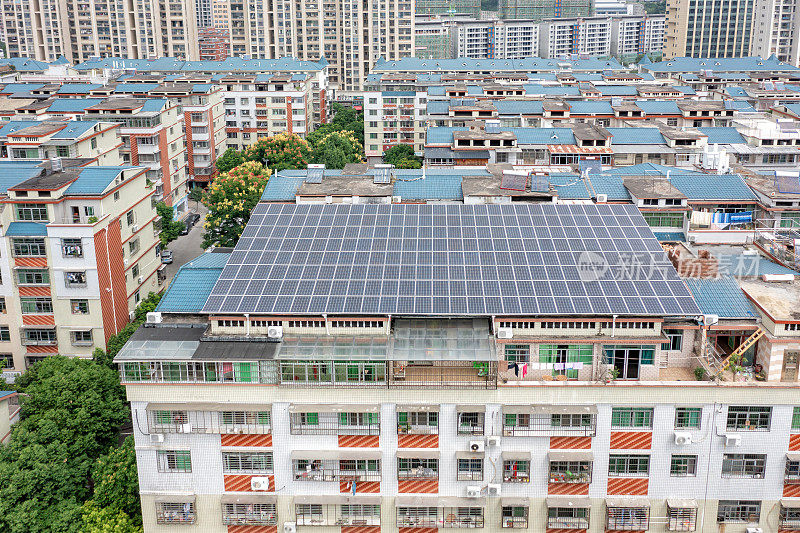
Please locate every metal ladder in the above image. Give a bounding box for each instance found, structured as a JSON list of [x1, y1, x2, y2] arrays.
[[717, 328, 765, 374]]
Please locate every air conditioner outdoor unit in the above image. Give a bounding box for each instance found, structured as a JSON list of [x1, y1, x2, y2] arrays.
[[146, 312, 162, 324], [251, 477, 270, 491], [469, 440, 485, 453], [674, 431, 693, 445], [704, 314, 719, 326], [132, 224, 139, 232], [466, 486, 482, 498], [688, 235, 697, 244], [487, 484, 502, 496], [267, 325, 284, 339], [746, 528, 763, 533], [129, 311, 136, 320], [149, 433, 164, 443], [486, 436, 501, 447], [392, 195, 402, 203], [496, 327, 513, 339], [123, 258, 129, 266], [283, 522, 297, 533], [137, 276, 144, 284], [725, 434, 742, 447], [596, 193, 608, 203], [178, 423, 192, 433]]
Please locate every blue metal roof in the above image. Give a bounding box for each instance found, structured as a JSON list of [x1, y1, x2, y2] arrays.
[[65, 167, 135, 195], [634, 100, 681, 114], [712, 253, 798, 277], [0, 391, 15, 401], [75, 56, 328, 73], [141, 99, 169, 112], [0, 83, 45, 93], [51, 121, 100, 139], [653, 231, 686, 242], [674, 86, 696, 95], [0, 121, 42, 138], [568, 101, 613, 114], [669, 174, 758, 201], [5, 221, 47, 237], [513, 127, 575, 145], [373, 57, 624, 73], [113, 83, 160, 93], [0, 58, 52, 72], [602, 163, 708, 177], [725, 100, 757, 113], [548, 175, 591, 199], [0, 160, 44, 193], [426, 86, 446, 96], [782, 103, 800, 116], [697, 127, 746, 144], [56, 83, 102, 94], [426, 101, 450, 114], [644, 56, 800, 73], [607, 128, 665, 144], [382, 91, 415, 96], [393, 173, 463, 200], [495, 100, 544, 115], [47, 98, 104, 112], [587, 175, 631, 200], [156, 252, 231, 313], [260, 172, 308, 201], [597, 85, 638, 96], [724, 86, 749, 98], [466, 85, 483, 95], [523, 84, 581, 96], [683, 276, 757, 319]]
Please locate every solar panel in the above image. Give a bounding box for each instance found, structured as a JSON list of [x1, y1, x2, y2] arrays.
[[579, 159, 602, 174], [306, 164, 324, 184], [777, 175, 800, 194], [500, 172, 527, 191], [202, 204, 700, 317]]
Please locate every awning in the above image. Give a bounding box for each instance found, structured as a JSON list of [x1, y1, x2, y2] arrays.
[[456, 405, 486, 413], [787, 452, 800, 461], [455, 451, 485, 459], [289, 404, 379, 413], [548, 451, 594, 461], [502, 405, 531, 414], [606, 497, 650, 508], [294, 494, 381, 505], [666, 498, 697, 509], [502, 451, 531, 461], [154, 494, 196, 504], [546, 496, 591, 508], [289, 450, 382, 460], [438, 497, 486, 508], [397, 404, 439, 413], [501, 497, 530, 507], [221, 494, 277, 505], [147, 402, 270, 412], [781, 499, 800, 509], [396, 450, 440, 459], [395, 495, 440, 507], [531, 405, 598, 415]]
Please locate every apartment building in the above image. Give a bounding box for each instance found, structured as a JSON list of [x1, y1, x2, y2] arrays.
[[198, 27, 230, 62], [0, 0, 199, 63], [222, 74, 315, 150], [498, 0, 592, 20], [213, 0, 414, 91], [416, 0, 481, 16], [0, 120, 121, 165], [611, 16, 666, 60], [117, 192, 800, 532], [0, 160, 162, 376], [195, 0, 213, 29], [83, 98, 189, 216], [453, 20, 541, 59], [416, 19, 456, 60], [751, 0, 800, 67], [539, 17, 613, 58], [664, 0, 755, 59], [364, 91, 428, 161]]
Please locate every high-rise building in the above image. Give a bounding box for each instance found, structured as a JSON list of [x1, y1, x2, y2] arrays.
[[664, 0, 754, 58], [198, 27, 231, 61], [539, 17, 613, 58], [498, 0, 592, 21], [415, 0, 481, 16], [415, 19, 456, 59], [751, 0, 800, 66], [611, 15, 666, 60], [214, 0, 414, 91], [195, 0, 213, 28], [0, 0, 200, 63], [452, 20, 541, 59]]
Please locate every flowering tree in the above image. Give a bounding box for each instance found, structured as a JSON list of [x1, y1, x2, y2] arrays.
[[242, 133, 310, 171], [310, 130, 364, 169], [201, 161, 271, 248]]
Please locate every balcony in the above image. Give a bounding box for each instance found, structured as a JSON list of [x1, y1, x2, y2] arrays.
[[222, 497, 277, 526]]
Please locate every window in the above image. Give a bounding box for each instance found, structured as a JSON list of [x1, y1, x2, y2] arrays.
[[65, 271, 87, 288], [608, 455, 650, 477], [221, 411, 271, 427], [667, 504, 697, 532], [539, 344, 593, 379], [717, 500, 761, 523], [126, 210, 135, 226], [792, 407, 800, 432], [17, 269, 49, 285], [502, 505, 528, 528], [223, 502, 277, 526], [71, 330, 93, 346], [457, 457, 483, 481], [222, 452, 273, 474], [15, 203, 48, 221], [0, 327, 9, 342], [607, 506, 649, 531], [548, 507, 590, 530], [550, 460, 592, 483], [397, 458, 438, 479], [779, 504, 800, 531], [457, 411, 484, 435], [675, 407, 701, 429], [62, 238, 83, 258], [604, 346, 655, 380], [20, 297, 53, 314], [727, 406, 771, 431], [502, 460, 530, 483], [157, 450, 192, 473], [670, 455, 697, 476], [56, 146, 69, 157], [12, 238, 46, 257], [69, 299, 89, 314], [156, 501, 196, 524], [129, 238, 140, 256], [218, 319, 244, 328], [131, 264, 140, 278], [0, 298, 6, 313], [504, 344, 530, 363], [721, 454, 766, 478], [23, 329, 56, 344], [662, 330, 683, 351], [90, 137, 97, 149], [611, 408, 653, 429], [642, 212, 683, 228], [397, 411, 438, 434]]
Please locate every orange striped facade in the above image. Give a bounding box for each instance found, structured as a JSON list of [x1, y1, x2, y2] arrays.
[[550, 436, 592, 449], [18, 286, 50, 297], [339, 481, 380, 493], [338, 435, 379, 448], [399, 528, 437, 533], [397, 434, 438, 448], [607, 477, 648, 495], [221, 434, 273, 447], [341, 527, 381, 533], [26, 345, 58, 354], [609, 431, 652, 449], [227, 526, 277, 533], [398, 479, 438, 493], [790, 434, 800, 451], [784, 484, 800, 497], [548, 529, 589, 533], [548, 482, 589, 495], [22, 314, 55, 326], [14, 257, 47, 268], [224, 474, 275, 492]]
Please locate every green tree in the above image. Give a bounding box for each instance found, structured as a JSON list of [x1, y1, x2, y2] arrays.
[[88, 437, 141, 525], [93, 292, 161, 368], [201, 161, 271, 248], [188, 186, 204, 210], [0, 357, 129, 533], [214, 147, 245, 174], [309, 103, 365, 147], [81, 501, 143, 533], [383, 144, 421, 168], [155, 202, 184, 246], [242, 133, 310, 171], [310, 130, 364, 169]]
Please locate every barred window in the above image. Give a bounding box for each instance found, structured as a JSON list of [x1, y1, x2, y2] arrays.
[[717, 500, 761, 523], [608, 455, 649, 477], [504, 344, 530, 363], [222, 502, 277, 526], [397, 458, 438, 479], [721, 454, 766, 478], [670, 455, 697, 477], [675, 408, 701, 429], [222, 452, 273, 474], [550, 460, 592, 483], [607, 506, 649, 531], [457, 458, 483, 481], [156, 450, 191, 473], [156, 501, 195, 524], [611, 408, 653, 429], [552, 414, 593, 428], [221, 411, 271, 426], [727, 406, 771, 431]]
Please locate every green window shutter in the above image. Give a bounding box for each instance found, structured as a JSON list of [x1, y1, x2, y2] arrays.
[[641, 348, 655, 365], [792, 407, 800, 430], [257, 412, 270, 425], [222, 412, 233, 425], [235, 362, 252, 382], [505, 414, 517, 427], [155, 411, 171, 424], [307, 412, 319, 425], [176, 452, 191, 470], [398, 412, 408, 424], [339, 412, 348, 425]]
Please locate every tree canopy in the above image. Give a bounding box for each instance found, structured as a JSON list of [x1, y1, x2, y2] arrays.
[[200, 161, 271, 248], [310, 130, 364, 169], [383, 144, 422, 169], [242, 133, 310, 171], [214, 147, 245, 174], [155, 202, 184, 247]]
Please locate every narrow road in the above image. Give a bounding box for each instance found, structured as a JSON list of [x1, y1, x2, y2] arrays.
[[162, 204, 208, 283]]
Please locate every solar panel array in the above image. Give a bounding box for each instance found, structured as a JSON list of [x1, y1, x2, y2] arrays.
[[202, 203, 701, 317], [305, 165, 324, 184], [777, 175, 800, 194]]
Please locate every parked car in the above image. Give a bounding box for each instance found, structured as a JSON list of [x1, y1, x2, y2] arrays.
[[189, 213, 201, 226], [180, 221, 190, 235], [160, 250, 174, 264]]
